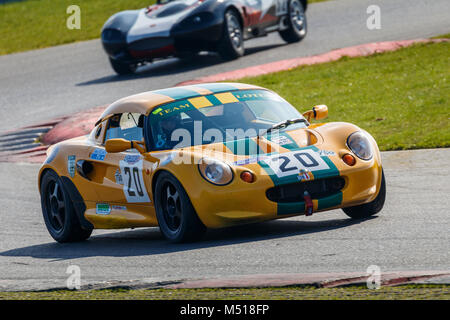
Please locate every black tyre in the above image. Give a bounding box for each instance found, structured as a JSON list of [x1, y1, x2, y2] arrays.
[[343, 169, 386, 219], [279, 0, 307, 43], [109, 57, 137, 75], [217, 9, 244, 60], [40, 170, 92, 243], [155, 171, 206, 243]]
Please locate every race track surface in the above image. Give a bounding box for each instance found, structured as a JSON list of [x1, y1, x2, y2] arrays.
[[0, 0, 449, 291], [0, 149, 449, 291], [0, 0, 449, 131]]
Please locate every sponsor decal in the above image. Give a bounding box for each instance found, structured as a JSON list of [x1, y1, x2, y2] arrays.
[[298, 169, 312, 182], [112, 205, 127, 211], [270, 135, 293, 146], [96, 203, 111, 215], [124, 154, 141, 165], [152, 107, 163, 115], [152, 102, 191, 117], [90, 148, 107, 161], [115, 169, 124, 185], [67, 155, 76, 178], [233, 155, 268, 166], [317, 149, 336, 157]]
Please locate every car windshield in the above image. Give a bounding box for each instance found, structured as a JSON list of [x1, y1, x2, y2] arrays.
[[148, 89, 306, 151]]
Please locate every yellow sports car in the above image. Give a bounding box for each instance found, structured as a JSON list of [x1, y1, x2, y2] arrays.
[[38, 83, 385, 243]]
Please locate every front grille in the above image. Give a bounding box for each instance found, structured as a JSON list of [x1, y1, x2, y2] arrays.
[[102, 29, 124, 42], [266, 177, 345, 203], [128, 37, 173, 51]]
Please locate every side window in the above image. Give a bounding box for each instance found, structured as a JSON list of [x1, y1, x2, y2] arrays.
[[105, 113, 144, 143]]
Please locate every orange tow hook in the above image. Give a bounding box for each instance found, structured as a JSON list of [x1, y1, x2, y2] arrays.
[[304, 191, 313, 216]]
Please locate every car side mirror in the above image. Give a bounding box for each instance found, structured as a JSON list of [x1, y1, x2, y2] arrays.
[[302, 105, 328, 122], [105, 139, 146, 154]]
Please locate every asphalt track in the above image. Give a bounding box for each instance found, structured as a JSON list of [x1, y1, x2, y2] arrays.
[[0, 0, 449, 291], [0, 0, 449, 132], [0, 149, 449, 291]]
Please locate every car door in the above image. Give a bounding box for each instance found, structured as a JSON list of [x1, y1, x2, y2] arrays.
[[254, 0, 283, 31], [86, 113, 156, 226]]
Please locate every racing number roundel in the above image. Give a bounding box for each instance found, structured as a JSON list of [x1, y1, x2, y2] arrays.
[[264, 149, 330, 178], [119, 157, 150, 203]]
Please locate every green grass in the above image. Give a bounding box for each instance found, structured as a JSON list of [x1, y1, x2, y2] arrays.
[[239, 41, 450, 151], [0, 0, 154, 55], [432, 33, 450, 39], [0, 284, 448, 300]]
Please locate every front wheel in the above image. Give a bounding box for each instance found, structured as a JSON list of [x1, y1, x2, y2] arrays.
[[40, 170, 92, 242], [217, 10, 244, 60], [155, 171, 206, 243], [279, 0, 307, 43], [109, 57, 137, 75], [342, 169, 386, 219]]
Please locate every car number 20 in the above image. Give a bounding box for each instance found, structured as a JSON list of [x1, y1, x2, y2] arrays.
[[263, 149, 330, 178], [119, 159, 150, 203]]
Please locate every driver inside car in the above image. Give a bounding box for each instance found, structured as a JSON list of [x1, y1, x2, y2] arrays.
[[154, 113, 183, 149]]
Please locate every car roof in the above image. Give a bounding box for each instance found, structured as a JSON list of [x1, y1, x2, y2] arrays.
[[97, 82, 264, 124]]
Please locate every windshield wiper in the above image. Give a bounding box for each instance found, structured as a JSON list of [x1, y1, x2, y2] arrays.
[[258, 118, 309, 138]]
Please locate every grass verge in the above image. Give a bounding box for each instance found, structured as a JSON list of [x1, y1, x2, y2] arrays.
[[238, 41, 450, 151], [0, 284, 448, 300], [0, 0, 153, 55]]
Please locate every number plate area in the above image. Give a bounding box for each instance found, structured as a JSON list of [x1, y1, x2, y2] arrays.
[[262, 149, 330, 179], [119, 159, 150, 203]]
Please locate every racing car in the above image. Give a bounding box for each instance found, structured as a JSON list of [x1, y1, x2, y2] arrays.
[[101, 0, 308, 74], [38, 83, 386, 243]]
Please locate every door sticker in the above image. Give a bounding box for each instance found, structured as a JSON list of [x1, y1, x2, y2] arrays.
[[90, 148, 107, 161], [96, 203, 111, 215], [68, 155, 76, 178], [119, 158, 150, 203]]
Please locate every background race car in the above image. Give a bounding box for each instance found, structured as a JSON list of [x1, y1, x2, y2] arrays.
[[101, 0, 308, 74], [38, 83, 385, 243]]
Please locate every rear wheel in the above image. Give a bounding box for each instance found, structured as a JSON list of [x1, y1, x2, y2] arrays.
[[279, 0, 307, 43], [155, 171, 206, 243], [217, 9, 244, 60], [109, 57, 137, 75], [40, 170, 92, 242], [343, 169, 386, 219]]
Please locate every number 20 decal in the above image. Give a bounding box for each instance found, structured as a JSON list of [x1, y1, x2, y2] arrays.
[[264, 149, 330, 178], [119, 159, 150, 203]]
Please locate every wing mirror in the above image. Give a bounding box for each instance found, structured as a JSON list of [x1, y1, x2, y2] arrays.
[[105, 138, 146, 154], [302, 105, 328, 122]]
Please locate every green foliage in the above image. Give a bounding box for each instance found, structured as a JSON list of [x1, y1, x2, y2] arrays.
[[239, 42, 450, 151], [0, 0, 154, 54]]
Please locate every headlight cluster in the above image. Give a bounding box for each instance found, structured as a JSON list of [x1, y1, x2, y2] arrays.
[[198, 158, 233, 185], [347, 131, 373, 160]]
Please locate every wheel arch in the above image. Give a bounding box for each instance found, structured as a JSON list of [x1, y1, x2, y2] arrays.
[[300, 0, 308, 11], [225, 4, 244, 29], [38, 166, 60, 193], [38, 166, 93, 230], [151, 166, 203, 213]]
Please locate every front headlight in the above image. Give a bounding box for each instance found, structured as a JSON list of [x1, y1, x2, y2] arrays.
[[198, 158, 233, 185], [347, 131, 373, 160]]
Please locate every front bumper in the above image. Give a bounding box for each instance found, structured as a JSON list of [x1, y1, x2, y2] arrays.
[[182, 154, 382, 229], [101, 15, 223, 62]]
